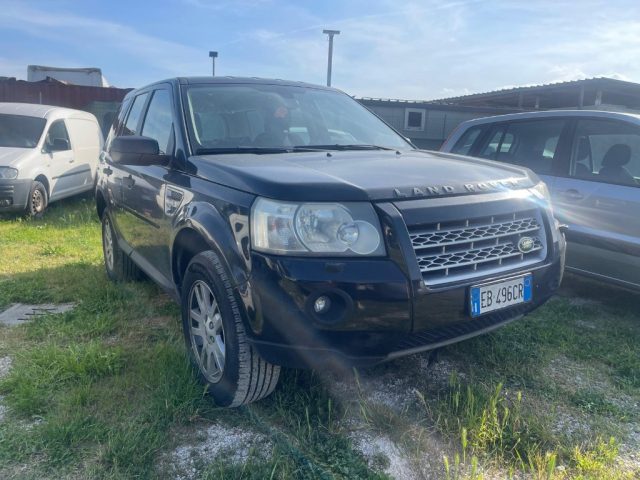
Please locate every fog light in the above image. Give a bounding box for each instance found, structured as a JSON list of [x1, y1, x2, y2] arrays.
[[314, 296, 331, 314]]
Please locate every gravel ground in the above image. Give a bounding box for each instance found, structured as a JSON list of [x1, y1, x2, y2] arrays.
[[159, 423, 272, 479]]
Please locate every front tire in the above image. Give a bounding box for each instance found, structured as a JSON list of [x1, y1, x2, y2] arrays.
[[26, 181, 47, 217], [181, 250, 280, 407], [101, 213, 142, 282]]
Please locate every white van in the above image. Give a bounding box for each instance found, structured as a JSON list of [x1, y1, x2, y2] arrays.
[[0, 102, 103, 216]]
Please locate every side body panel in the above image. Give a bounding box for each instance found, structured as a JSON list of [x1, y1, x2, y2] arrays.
[[65, 117, 101, 192]]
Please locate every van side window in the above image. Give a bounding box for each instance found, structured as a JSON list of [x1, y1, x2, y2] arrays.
[[45, 120, 71, 151], [141, 89, 174, 154], [450, 126, 483, 155], [122, 93, 149, 136], [571, 119, 640, 187]]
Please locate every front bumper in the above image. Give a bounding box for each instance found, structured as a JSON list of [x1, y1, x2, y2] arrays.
[[243, 248, 564, 369], [0, 178, 31, 212]]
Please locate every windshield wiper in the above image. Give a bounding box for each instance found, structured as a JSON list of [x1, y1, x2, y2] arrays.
[[300, 144, 395, 151], [195, 146, 326, 155]]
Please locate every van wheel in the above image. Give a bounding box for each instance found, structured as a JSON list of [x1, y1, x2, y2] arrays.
[[101, 213, 142, 282], [26, 181, 48, 217], [181, 250, 280, 407]]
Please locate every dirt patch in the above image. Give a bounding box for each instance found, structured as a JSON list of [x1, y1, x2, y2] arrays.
[[330, 352, 462, 414], [332, 353, 462, 480], [544, 354, 640, 472], [566, 297, 601, 307], [143, 315, 174, 329], [0, 356, 12, 378], [350, 431, 418, 480], [544, 355, 606, 394], [159, 423, 271, 479], [544, 355, 638, 413]]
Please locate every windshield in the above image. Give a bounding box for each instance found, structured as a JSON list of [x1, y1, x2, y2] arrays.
[[184, 84, 412, 153], [0, 114, 47, 148]]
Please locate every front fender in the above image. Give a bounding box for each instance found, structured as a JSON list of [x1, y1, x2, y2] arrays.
[[172, 200, 251, 288]]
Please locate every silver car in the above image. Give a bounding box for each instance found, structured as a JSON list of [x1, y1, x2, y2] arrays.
[[441, 110, 640, 290]]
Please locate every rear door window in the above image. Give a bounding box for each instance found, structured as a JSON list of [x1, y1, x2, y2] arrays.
[[122, 93, 149, 136], [476, 119, 566, 175], [105, 98, 131, 151], [570, 119, 640, 187]]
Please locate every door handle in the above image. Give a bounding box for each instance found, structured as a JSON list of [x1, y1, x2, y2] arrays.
[[561, 189, 584, 201], [102, 167, 113, 176], [123, 175, 135, 188]]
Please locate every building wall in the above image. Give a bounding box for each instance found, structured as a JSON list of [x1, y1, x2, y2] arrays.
[[361, 101, 516, 150], [0, 78, 131, 136]]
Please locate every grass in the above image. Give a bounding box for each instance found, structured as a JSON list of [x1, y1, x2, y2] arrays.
[[0, 196, 639, 479]]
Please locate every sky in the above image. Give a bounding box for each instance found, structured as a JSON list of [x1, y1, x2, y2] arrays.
[[1, 0, 640, 100]]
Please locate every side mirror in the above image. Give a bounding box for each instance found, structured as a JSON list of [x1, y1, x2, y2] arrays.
[[110, 136, 168, 166], [48, 138, 70, 152]]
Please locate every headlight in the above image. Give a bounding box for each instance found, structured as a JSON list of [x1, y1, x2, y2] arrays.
[[251, 198, 385, 256], [0, 167, 18, 180]]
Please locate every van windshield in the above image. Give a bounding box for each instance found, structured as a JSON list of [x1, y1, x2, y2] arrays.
[[0, 114, 47, 148], [184, 84, 412, 154]]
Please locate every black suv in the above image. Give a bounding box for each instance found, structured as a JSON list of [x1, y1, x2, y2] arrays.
[[96, 77, 565, 407]]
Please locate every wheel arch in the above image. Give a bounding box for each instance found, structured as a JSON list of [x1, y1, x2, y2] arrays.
[[96, 189, 107, 219], [171, 202, 251, 294], [34, 174, 50, 197]]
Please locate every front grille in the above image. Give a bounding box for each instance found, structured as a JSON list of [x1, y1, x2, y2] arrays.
[[409, 209, 547, 285], [0, 185, 14, 201]]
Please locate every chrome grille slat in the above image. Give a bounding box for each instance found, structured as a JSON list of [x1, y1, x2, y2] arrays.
[[416, 239, 543, 272], [407, 209, 547, 286], [410, 217, 540, 250]]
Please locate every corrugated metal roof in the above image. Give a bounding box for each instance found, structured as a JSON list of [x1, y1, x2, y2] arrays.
[[430, 77, 640, 104], [358, 77, 640, 106]]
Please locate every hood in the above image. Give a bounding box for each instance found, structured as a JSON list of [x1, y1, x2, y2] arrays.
[[0, 147, 35, 168], [188, 149, 536, 202]]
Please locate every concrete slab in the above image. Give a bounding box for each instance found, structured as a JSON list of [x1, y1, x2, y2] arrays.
[[0, 303, 76, 326]]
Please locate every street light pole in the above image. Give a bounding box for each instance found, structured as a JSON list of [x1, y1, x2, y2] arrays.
[[322, 30, 340, 87], [209, 51, 218, 76]]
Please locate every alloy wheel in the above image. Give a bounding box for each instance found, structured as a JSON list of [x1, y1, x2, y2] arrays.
[[188, 280, 226, 383], [103, 218, 115, 272]]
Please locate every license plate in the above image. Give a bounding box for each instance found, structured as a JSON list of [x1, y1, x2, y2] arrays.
[[470, 274, 532, 317]]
